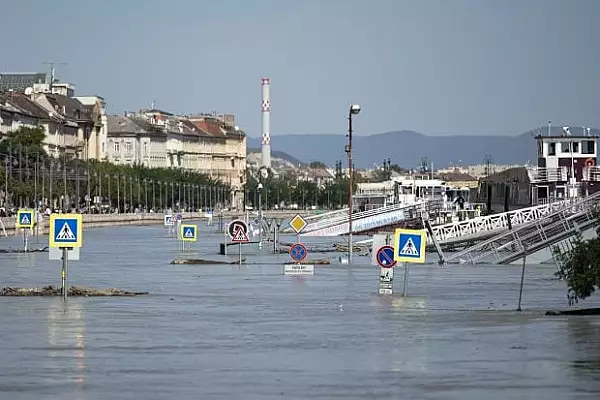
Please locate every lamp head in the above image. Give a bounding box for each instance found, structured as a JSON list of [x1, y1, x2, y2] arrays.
[[349, 104, 361, 115]]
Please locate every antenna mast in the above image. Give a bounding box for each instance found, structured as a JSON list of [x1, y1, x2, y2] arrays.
[[42, 61, 68, 92]]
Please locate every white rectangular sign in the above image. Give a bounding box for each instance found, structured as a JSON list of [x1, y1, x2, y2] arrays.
[[49, 247, 80, 261], [284, 264, 315, 276]]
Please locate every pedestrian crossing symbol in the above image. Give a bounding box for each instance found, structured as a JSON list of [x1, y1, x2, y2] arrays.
[[49, 214, 83, 248], [180, 224, 197, 242], [394, 228, 427, 264], [16, 210, 34, 229], [231, 227, 249, 243], [164, 215, 174, 226]]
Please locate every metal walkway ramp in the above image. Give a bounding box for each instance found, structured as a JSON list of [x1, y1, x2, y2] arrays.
[[301, 200, 441, 237], [443, 192, 600, 265], [357, 200, 568, 248], [429, 200, 568, 246]]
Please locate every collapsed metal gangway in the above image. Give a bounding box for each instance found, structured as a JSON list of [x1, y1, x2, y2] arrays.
[[443, 192, 600, 265]]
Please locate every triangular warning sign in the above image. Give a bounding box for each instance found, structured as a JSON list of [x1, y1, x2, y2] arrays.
[[56, 222, 76, 240], [184, 228, 194, 238], [20, 215, 30, 225], [232, 227, 248, 242], [399, 237, 419, 256]]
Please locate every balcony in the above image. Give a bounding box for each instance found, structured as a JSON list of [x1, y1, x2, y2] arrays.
[[527, 167, 568, 183], [582, 166, 600, 181]]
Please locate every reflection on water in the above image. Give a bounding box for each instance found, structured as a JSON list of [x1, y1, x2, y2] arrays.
[[47, 300, 86, 391], [568, 317, 600, 375], [0, 222, 600, 398]]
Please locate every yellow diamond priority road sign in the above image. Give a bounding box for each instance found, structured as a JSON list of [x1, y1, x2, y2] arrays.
[[289, 214, 308, 234]]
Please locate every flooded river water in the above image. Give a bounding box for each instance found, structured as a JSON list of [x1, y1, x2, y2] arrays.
[[1, 221, 600, 399]]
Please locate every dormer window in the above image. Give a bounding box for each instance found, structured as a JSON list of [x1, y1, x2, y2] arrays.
[[76, 110, 81, 119]]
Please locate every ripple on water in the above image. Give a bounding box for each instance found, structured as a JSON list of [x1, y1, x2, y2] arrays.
[[1, 222, 600, 399]]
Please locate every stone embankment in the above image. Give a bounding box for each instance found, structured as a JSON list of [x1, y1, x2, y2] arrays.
[[0, 210, 317, 236]]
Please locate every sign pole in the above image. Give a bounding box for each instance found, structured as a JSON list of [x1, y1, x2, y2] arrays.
[[22, 229, 28, 252], [239, 242, 242, 265], [62, 247, 68, 300], [402, 262, 409, 297]]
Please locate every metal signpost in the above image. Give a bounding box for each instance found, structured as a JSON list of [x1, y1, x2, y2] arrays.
[[180, 224, 197, 251], [49, 213, 83, 301], [164, 214, 174, 236], [376, 245, 397, 294], [284, 242, 314, 276], [393, 228, 427, 297], [284, 214, 313, 275], [16, 209, 34, 252], [228, 219, 249, 265], [176, 213, 182, 238]]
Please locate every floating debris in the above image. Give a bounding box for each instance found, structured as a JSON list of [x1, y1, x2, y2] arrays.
[[0, 247, 49, 253], [546, 308, 600, 316], [171, 258, 246, 265], [0, 285, 148, 297]]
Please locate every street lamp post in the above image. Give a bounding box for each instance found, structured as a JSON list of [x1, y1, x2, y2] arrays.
[[346, 104, 361, 264], [257, 182, 263, 249]]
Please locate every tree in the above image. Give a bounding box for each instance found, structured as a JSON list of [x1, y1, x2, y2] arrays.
[[309, 161, 327, 169], [0, 126, 47, 157], [554, 209, 600, 305]]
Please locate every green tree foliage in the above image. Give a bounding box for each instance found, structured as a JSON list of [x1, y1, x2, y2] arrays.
[[554, 209, 600, 305], [244, 169, 357, 209], [0, 126, 47, 157], [309, 161, 327, 169], [1, 127, 227, 210]]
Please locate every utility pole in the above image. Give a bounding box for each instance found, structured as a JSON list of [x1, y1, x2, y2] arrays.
[[42, 61, 68, 92]]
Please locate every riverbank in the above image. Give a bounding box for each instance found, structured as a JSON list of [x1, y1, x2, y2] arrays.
[[0, 209, 320, 236]]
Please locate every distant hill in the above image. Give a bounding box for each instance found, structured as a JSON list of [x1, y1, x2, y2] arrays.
[[247, 127, 600, 168], [247, 148, 306, 166]]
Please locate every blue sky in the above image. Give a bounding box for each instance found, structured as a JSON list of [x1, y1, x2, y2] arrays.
[[3, 0, 599, 137]]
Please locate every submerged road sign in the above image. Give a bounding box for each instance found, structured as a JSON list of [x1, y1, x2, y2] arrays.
[[180, 224, 197, 241], [164, 214, 174, 226], [232, 226, 249, 242], [228, 219, 248, 239], [376, 245, 396, 268], [289, 214, 308, 234], [16, 209, 34, 229], [394, 228, 427, 264], [49, 214, 83, 248], [289, 243, 308, 263]]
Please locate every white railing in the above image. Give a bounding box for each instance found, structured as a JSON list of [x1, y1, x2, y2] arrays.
[[302, 200, 440, 237], [527, 166, 568, 183], [445, 191, 600, 264], [583, 166, 600, 181], [429, 200, 569, 244]]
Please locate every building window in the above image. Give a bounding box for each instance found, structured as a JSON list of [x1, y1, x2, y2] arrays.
[[144, 142, 149, 156], [101, 142, 105, 153], [114, 141, 120, 154], [582, 140, 595, 154], [573, 142, 579, 153], [549, 142, 556, 156], [561, 142, 570, 153], [126, 142, 133, 153], [537, 142, 542, 156]]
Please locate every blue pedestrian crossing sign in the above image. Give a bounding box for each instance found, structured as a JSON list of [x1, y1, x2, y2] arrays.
[[394, 228, 427, 264], [16, 209, 34, 229], [180, 224, 197, 242], [49, 213, 83, 248]]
